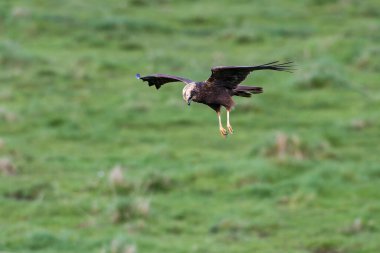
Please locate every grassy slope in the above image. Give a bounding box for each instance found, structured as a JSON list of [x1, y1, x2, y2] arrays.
[[0, 0, 380, 252]]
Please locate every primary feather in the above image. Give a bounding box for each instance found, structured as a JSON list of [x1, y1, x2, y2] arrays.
[[138, 74, 193, 89], [206, 61, 294, 89]]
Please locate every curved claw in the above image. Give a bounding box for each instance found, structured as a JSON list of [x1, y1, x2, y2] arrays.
[[227, 125, 233, 134], [219, 127, 228, 138]]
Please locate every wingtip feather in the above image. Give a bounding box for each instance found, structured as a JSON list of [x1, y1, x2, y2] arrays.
[[266, 61, 295, 72]]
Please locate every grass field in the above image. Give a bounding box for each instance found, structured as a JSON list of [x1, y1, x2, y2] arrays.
[[1, 0, 380, 252]]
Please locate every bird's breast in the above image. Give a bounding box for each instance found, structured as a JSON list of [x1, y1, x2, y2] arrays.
[[195, 85, 230, 105]]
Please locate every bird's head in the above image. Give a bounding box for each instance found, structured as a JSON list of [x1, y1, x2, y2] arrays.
[[182, 83, 197, 106]]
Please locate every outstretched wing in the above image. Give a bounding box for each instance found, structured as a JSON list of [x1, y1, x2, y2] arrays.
[[136, 73, 193, 90], [206, 61, 294, 89]]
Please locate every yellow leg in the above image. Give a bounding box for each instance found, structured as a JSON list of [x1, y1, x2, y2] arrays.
[[227, 110, 233, 134], [218, 111, 228, 137]]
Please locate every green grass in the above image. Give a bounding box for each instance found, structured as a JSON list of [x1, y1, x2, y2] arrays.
[[1, 0, 380, 252]]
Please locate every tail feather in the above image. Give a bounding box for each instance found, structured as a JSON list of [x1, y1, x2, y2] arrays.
[[233, 85, 263, 97]]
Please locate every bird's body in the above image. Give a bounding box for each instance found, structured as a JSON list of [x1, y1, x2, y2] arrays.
[[137, 61, 293, 137], [184, 82, 235, 111]]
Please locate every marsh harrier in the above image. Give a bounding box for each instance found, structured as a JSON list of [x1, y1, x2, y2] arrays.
[[136, 61, 293, 137]]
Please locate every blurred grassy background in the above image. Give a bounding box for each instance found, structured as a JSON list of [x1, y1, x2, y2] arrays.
[[0, 0, 379, 252]]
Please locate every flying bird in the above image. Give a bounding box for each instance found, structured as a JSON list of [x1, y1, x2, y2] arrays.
[[136, 61, 293, 137]]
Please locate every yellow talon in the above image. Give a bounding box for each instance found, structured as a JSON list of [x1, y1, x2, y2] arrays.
[[219, 127, 228, 138], [227, 125, 233, 134]]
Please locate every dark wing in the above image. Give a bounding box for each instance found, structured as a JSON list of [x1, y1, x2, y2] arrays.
[[206, 61, 294, 89], [136, 73, 193, 90]]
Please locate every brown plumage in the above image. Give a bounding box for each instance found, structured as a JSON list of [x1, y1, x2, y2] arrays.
[[136, 61, 293, 137]]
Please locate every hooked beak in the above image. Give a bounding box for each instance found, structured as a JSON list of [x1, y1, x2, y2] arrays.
[[187, 96, 193, 106]]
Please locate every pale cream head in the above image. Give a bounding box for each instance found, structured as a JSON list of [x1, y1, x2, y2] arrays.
[[182, 82, 197, 104]]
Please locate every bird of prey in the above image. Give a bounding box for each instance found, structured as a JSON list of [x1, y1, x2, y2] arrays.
[[136, 61, 293, 137]]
